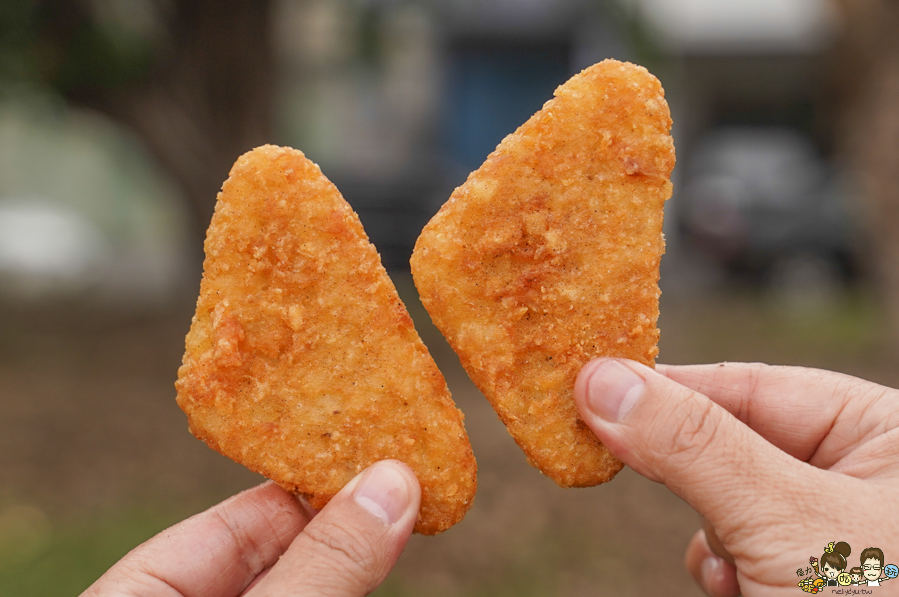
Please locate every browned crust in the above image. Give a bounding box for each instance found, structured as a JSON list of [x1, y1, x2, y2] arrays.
[[176, 145, 477, 534], [411, 60, 674, 487]]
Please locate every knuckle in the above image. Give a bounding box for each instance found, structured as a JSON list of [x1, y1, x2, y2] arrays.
[[663, 392, 720, 472], [302, 517, 381, 580], [209, 507, 269, 575], [736, 363, 765, 421]]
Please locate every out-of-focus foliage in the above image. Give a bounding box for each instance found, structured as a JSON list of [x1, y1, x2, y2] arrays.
[[0, 0, 152, 93], [0, 0, 273, 240]]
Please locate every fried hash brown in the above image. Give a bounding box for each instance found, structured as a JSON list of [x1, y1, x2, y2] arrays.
[[176, 145, 476, 534], [411, 60, 674, 488]]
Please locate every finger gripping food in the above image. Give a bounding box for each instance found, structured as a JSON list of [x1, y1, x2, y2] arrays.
[[411, 60, 675, 487], [175, 145, 477, 534]]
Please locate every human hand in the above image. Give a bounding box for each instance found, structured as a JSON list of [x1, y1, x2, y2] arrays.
[[82, 460, 420, 597], [574, 359, 899, 596]]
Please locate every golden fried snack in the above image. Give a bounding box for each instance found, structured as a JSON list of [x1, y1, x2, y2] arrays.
[[411, 59, 674, 488], [176, 145, 476, 534]]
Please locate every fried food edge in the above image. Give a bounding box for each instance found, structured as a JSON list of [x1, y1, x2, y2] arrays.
[[176, 145, 477, 534], [411, 59, 675, 488]]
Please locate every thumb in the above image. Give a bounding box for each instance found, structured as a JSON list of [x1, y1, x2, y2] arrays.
[[574, 358, 812, 534], [249, 460, 421, 597]]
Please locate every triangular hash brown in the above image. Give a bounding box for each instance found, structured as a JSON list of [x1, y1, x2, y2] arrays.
[[176, 145, 477, 534], [411, 60, 674, 488]]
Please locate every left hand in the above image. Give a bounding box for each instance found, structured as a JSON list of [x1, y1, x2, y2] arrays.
[[82, 459, 421, 597]]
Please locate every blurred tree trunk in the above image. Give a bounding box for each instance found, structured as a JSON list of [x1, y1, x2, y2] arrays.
[[832, 0, 899, 343], [40, 0, 274, 243]]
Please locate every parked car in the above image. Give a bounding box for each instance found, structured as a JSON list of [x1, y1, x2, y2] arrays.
[[679, 127, 858, 287]]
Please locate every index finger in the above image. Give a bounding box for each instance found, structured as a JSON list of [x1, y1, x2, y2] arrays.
[[657, 363, 899, 470], [83, 482, 310, 597]]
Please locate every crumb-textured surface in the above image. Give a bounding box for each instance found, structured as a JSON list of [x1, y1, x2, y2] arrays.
[[176, 145, 477, 534], [411, 60, 674, 488]]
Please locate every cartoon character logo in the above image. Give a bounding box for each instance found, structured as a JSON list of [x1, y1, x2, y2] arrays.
[[859, 547, 895, 587], [818, 541, 851, 587], [799, 543, 895, 591]]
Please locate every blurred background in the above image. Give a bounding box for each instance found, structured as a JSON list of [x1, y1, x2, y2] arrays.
[[1, 0, 898, 594]]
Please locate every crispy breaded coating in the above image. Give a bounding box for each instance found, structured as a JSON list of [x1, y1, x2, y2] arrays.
[[176, 145, 476, 534], [411, 60, 674, 488]]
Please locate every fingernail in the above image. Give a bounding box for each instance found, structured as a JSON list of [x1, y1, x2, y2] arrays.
[[586, 359, 645, 422], [701, 555, 723, 589], [353, 462, 411, 526]]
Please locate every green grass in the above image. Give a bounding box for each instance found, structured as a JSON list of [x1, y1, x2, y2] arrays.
[[0, 506, 179, 597], [661, 288, 886, 369], [0, 509, 575, 597]]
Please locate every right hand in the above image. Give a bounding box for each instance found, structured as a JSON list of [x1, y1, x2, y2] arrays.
[[574, 360, 899, 596]]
